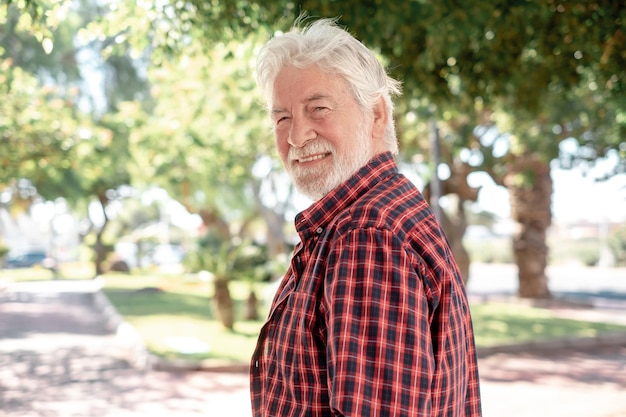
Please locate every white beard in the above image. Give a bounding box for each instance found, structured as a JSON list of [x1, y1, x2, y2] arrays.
[[286, 125, 373, 201]]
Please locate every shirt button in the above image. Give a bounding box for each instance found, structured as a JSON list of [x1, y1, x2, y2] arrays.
[[316, 227, 323, 234]]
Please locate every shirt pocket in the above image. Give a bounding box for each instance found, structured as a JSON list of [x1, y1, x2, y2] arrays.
[[281, 290, 321, 340], [275, 290, 326, 383]]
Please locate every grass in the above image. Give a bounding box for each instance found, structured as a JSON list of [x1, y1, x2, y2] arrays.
[[464, 237, 513, 264], [470, 302, 626, 347], [102, 272, 266, 364], [5, 264, 626, 364], [0, 262, 95, 281], [102, 273, 626, 364]]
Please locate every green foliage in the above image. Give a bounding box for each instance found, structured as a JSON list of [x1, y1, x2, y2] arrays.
[[185, 232, 269, 282], [0, 57, 85, 199], [0, 1, 81, 81], [187, 1, 626, 175], [103, 196, 161, 242], [548, 237, 602, 266], [608, 223, 626, 266], [579, 247, 601, 267], [125, 36, 273, 215], [3, 0, 624, 293], [510, 169, 538, 189], [7, 0, 625, 178], [231, 243, 270, 281], [0, 0, 138, 207], [0, 240, 9, 258]]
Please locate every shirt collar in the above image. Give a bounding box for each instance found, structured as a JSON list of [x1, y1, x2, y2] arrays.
[[294, 151, 398, 236]]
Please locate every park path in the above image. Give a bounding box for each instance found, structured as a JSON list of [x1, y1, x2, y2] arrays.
[[0, 281, 251, 417], [1, 264, 626, 417], [479, 346, 626, 417]]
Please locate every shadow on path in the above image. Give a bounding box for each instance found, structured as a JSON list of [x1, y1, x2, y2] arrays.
[[0, 284, 252, 417], [479, 346, 626, 386]]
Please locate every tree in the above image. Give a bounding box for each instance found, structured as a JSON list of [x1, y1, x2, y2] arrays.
[[121, 35, 287, 325], [169, 0, 625, 298], [73, 109, 134, 275], [12, 0, 625, 298], [290, 1, 625, 298], [1, 0, 150, 275], [0, 2, 85, 204]]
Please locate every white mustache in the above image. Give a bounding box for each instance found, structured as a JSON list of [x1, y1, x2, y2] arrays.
[[288, 142, 334, 162]]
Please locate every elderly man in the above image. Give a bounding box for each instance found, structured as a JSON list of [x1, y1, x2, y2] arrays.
[[251, 17, 482, 417]]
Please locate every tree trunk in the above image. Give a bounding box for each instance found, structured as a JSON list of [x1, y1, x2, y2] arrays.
[[251, 179, 288, 259], [439, 208, 471, 284], [251, 178, 289, 281], [505, 153, 552, 298], [94, 229, 107, 276], [245, 290, 259, 321], [93, 194, 110, 277], [198, 207, 231, 241], [213, 277, 235, 330], [424, 161, 479, 283]]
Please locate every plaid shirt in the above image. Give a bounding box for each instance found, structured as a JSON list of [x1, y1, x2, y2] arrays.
[[251, 152, 482, 417]]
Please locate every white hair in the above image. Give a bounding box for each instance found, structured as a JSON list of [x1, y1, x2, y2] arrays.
[[256, 17, 402, 154]]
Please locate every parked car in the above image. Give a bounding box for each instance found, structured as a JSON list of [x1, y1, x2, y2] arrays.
[[3, 250, 48, 268]]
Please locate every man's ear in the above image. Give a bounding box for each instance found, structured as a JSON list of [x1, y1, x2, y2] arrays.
[[371, 96, 388, 140]]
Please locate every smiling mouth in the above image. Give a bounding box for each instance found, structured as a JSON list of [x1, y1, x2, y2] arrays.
[[296, 153, 331, 163]]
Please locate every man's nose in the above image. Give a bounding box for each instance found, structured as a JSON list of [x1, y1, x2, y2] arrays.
[[288, 116, 316, 148]]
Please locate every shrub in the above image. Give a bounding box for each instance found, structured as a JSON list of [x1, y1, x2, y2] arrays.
[[608, 224, 626, 266], [464, 237, 513, 264]]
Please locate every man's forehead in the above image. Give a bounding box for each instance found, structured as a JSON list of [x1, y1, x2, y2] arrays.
[[274, 65, 346, 91], [273, 83, 347, 110], [271, 65, 355, 114]]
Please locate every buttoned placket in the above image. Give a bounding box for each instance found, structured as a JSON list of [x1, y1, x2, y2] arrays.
[[253, 219, 325, 373]]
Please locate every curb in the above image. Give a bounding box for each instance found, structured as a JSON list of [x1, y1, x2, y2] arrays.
[[93, 284, 153, 370], [93, 284, 249, 373]]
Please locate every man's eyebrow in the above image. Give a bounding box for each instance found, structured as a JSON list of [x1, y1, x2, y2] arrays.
[[271, 94, 331, 115], [304, 93, 330, 103], [271, 108, 287, 117]]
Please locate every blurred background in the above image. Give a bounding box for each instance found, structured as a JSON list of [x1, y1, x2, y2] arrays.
[[1, 1, 625, 416]]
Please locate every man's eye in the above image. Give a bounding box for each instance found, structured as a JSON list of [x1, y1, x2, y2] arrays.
[[276, 116, 290, 125], [311, 107, 329, 117]]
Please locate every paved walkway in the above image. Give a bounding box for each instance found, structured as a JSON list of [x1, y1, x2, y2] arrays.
[[0, 281, 251, 417], [1, 264, 625, 417], [479, 346, 626, 417]]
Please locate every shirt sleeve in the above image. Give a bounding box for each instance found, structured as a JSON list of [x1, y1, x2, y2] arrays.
[[323, 227, 435, 417]]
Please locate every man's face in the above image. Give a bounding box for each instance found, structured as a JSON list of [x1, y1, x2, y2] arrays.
[[271, 65, 378, 201]]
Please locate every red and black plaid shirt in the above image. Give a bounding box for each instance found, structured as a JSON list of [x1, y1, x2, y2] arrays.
[[251, 152, 482, 416]]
